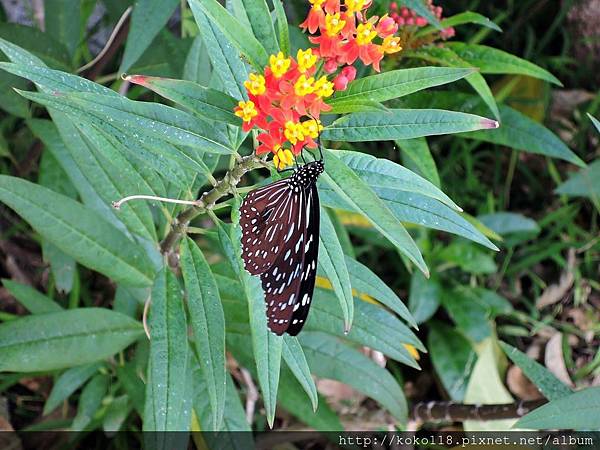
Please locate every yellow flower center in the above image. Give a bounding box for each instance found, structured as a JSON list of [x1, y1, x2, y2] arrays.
[[325, 13, 346, 37], [309, 0, 326, 10], [244, 73, 266, 96], [314, 76, 334, 98], [356, 22, 377, 45], [284, 121, 306, 145], [269, 52, 291, 78], [273, 148, 294, 170], [297, 48, 317, 73], [302, 119, 324, 138], [294, 74, 315, 96], [381, 36, 402, 54], [234, 100, 258, 122], [345, 0, 366, 14]]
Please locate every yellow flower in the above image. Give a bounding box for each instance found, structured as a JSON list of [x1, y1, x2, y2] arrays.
[[273, 148, 294, 170], [234, 100, 258, 122], [297, 48, 317, 73], [294, 74, 315, 96], [302, 118, 324, 139], [345, 0, 367, 14], [284, 121, 305, 145], [313, 76, 334, 98], [356, 22, 377, 45], [325, 13, 346, 37], [381, 36, 402, 54], [309, 0, 326, 9], [269, 52, 291, 78], [244, 73, 266, 96]]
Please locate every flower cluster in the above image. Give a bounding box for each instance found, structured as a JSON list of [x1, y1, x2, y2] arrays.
[[301, 0, 403, 73], [234, 49, 331, 169], [389, 1, 455, 39]]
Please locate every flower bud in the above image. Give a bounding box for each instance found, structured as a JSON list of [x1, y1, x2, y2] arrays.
[[341, 65, 357, 82], [324, 58, 339, 73], [333, 74, 349, 91]]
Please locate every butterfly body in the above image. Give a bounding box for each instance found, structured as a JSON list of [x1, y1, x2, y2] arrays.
[[240, 160, 324, 335]]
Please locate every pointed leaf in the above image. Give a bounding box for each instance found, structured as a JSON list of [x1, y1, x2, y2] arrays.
[[126, 75, 241, 125], [321, 149, 428, 276], [2, 279, 63, 314], [239, 0, 279, 55], [318, 209, 354, 332], [282, 335, 318, 411], [500, 342, 572, 401], [120, 0, 180, 72], [180, 238, 226, 430], [300, 331, 408, 422], [72, 373, 109, 431], [328, 66, 474, 106], [0, 308, 143, 372], [273, 0, 290, 56], [416, 11, 502, 36], [188, 0, 269, 70], [44, 362, 103, 415], [323, 108, 498, 142], [396, 137, 440, 187], [144, 268, 191, 432], [0, 176, 156, 286], [344, 256, 416, 328]]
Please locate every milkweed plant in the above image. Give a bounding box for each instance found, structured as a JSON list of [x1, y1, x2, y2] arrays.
[[0, 0, 584, 438]]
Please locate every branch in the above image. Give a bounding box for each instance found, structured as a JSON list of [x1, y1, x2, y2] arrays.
[[159, 154, 268, 256], [410, 399, 547, 423]]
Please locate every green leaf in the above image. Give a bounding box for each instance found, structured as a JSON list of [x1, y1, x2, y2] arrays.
[[188, 0, 269, 70], [438, 241, 497, 274], [408, 272, 441, 324], [0, 24, 71, 70], [396, 137, 440, 188], [44, 362, 104, 415], [428, 321, 476, 401], [0, 176, 156, 287], [120, 0, 180, 73], [555, 160, 600, 199], [326, 99, 388, 114], [183, 35, 210, 84], [230, 201, 282, 428], [416, 11, 502, 36], [442, 287, 492, 343], [405, 46, 500, 120], [239, 0, 279, 55], [273, 0, 290, 56], [144, 268, 191, 432], [2, 279, 63, 314], [320, 183, 496, 251], [18, 90, 234, 156], [318, 209, 354, 332], [478, 212, 540, 236], [192, 6, 249, 100], [321, 149, 428, 276], [103, 395, 131, 432], [282, 335, 318, 411], [126, 75, 241, 125], [445, 42, 562, 85], [300, 331, 408, 423], [344, 256, 416, 328], [0, 308, 143, 372], [193, 369, 252, 441], [499, 342, 572, 401], [323, 108, 498, 142], [44, 0, 82, 58], [331, 150, 459, 210], [308, 288, 423, 368], [588, 113, 600, 133], [72, 373, 109, 431], [328, 67, 475, 106], [117, 363, 146, 416], [515, 387, 600, 430], [398, 91, 585, 167], [180, 238, 226, 430]]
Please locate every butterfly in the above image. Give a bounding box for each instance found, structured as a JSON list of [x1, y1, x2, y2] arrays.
[[240, 154, 324, 336]]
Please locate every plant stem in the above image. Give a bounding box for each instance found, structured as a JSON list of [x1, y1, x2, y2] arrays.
[[159, 154, 268, 256], [410, 399, 547, 423]]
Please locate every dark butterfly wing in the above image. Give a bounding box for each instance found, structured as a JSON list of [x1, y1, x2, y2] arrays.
[[286, 183, 320, 336], [259, 187, 310, 335], [240, 179, 293, 275]]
